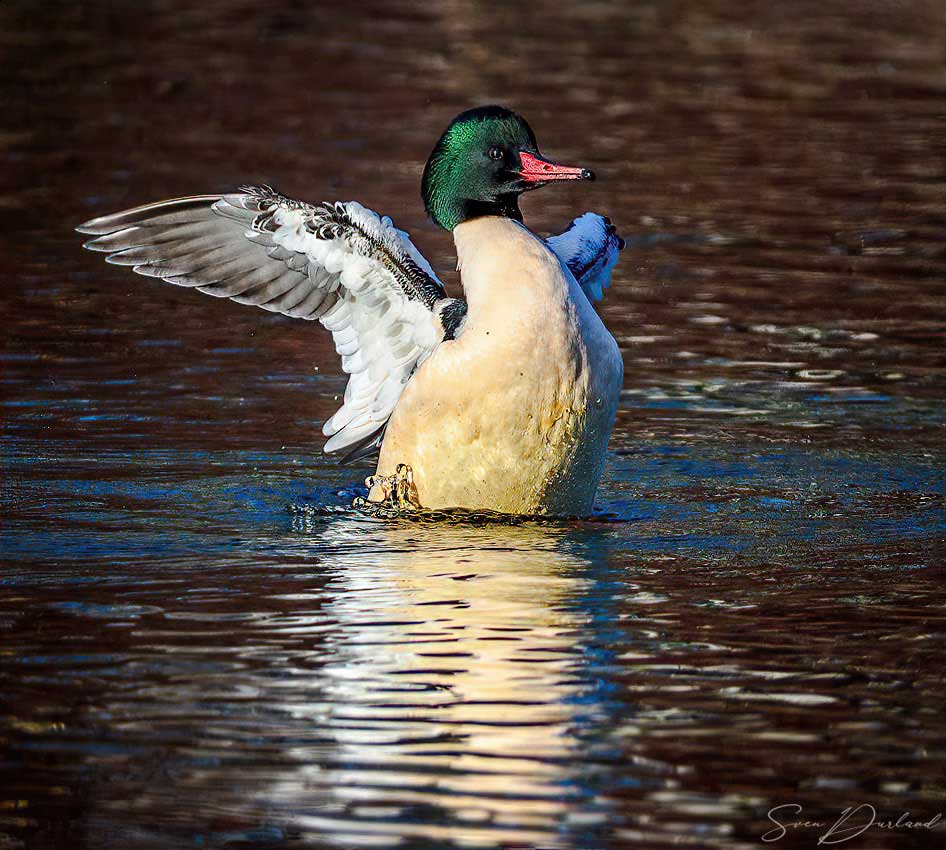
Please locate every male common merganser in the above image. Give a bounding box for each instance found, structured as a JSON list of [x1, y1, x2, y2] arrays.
[[78, 106, 624, 515]]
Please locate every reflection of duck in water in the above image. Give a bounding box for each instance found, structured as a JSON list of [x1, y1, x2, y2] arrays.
[[78, 106, 624, 515], [281, 517, 596, 846]]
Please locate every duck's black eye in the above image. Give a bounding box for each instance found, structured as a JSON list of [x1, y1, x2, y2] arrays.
[[487, 146, 504, 161]]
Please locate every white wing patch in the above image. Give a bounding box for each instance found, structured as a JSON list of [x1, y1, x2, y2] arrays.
[[264, 201, 448, 451], [545, 212, 624, 303]]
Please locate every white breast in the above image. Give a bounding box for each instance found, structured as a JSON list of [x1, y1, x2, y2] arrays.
[[373, 216, 623, 514]]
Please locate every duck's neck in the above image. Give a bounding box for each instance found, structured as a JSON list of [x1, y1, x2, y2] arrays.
[[453, 216, 564, 327]]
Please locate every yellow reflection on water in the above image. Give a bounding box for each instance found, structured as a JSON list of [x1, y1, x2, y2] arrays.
[[282, 517, 596, 847]]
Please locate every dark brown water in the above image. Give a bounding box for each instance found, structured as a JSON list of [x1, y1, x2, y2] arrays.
[[2, 1, 945, 848]]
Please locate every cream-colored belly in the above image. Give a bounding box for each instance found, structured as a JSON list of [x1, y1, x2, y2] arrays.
[[371, 217, 622, 515]]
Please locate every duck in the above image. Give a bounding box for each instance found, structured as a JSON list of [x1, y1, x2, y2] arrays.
[[77, 106, 625, 515]]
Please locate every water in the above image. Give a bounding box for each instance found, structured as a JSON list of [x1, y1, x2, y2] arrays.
[[2, 1, 945, 848]]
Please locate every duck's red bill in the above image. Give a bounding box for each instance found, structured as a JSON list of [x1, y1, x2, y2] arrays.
[[518, 151, 594, 183]]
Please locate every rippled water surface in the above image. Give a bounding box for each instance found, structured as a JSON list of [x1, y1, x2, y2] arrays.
[[2, 1, 945, 848]]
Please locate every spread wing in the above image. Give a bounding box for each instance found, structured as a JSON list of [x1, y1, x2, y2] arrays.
[[77, 186, 467, 456], [546, 212, 624, 303]]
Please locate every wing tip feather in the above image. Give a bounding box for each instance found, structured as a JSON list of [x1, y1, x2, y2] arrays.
[[76, 195, 224, 237]]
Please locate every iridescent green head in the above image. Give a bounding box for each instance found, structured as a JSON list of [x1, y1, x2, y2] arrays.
[[422, 106, 594, 232]]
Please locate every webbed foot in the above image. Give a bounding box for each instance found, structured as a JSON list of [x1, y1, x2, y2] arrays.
[[358, 463, 422, 512]]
